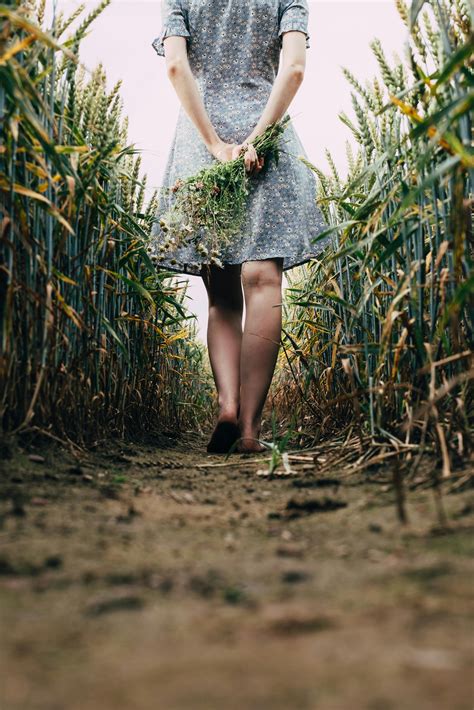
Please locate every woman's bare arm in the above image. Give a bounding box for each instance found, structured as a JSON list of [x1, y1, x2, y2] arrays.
[[162, 35, 236, 160], [243, 31, 307, 145], [162, 31, 306, 169]]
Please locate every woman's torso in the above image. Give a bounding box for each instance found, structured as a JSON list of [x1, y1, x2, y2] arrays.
[[182, 0, 283, 140]]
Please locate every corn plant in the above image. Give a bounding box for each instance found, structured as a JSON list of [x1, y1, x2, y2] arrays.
[[274, 0, 473, 477], [0, 0, 213, 445]]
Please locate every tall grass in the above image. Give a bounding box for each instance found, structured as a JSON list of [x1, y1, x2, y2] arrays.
[[0, 0, 212, 445], [274, 0, 473, 474]]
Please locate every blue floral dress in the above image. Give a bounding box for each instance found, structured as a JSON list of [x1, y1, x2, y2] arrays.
[[148, 0, 330, 275]]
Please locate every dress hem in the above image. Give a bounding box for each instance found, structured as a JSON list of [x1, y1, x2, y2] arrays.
[[152, 252, 326, 277]]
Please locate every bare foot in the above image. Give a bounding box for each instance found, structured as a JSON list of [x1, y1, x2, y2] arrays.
[[236, 435, 266, 454], [206, 416, 240, 454]]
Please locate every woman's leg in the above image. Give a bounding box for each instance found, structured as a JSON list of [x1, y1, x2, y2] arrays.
[[201, 263, 243, 426], [239, 258, 283, 452]]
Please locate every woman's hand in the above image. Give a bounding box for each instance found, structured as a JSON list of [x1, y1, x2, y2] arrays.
[[210, 140, 264, 174], [237, 142, 265, 174], [209, 140, 240, 162]]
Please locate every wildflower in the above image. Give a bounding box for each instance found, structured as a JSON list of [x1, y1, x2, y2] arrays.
[[171, 179, 184, 192], [155, 118, 289, 260]]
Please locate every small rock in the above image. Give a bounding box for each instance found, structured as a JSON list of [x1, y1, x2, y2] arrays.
[[28, 454, 45, 464], [224, 533, 236, 551], [30, 497, 48, 506], [276, 543, 306, 559]]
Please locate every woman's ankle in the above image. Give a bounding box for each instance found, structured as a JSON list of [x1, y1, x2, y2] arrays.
[[217, 403, 239, 422], [237, 419, 261, 442]]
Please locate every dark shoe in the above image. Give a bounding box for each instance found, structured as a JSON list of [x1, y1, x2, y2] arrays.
[[206, 421, 240, 454]]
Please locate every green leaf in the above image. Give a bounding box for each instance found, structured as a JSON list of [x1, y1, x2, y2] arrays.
[[100, 315, 130, 363], [410, 0, 426, 27], [435, 38, 474, 85], [395, 155, 461, 216], [310, 220, 361, 242], [103, 269, 156, 307]]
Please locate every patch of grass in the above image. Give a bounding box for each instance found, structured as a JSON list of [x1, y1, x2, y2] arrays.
[[222, 586, 246, 605]]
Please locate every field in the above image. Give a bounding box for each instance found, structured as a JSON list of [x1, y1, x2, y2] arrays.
[[1, 433, 473, 710], [0, 0, 473, 707]]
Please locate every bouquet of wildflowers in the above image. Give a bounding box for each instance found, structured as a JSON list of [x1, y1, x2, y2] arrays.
[[147, 116, 291, 267]]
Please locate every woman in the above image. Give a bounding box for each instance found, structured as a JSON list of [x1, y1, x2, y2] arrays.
[[149, 0, 330, 454]]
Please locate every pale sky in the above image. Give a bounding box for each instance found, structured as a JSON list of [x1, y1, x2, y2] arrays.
[[48, 1, 408, 339]]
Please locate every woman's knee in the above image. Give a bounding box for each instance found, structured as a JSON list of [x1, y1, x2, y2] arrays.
[[241, 259, 283, 291]]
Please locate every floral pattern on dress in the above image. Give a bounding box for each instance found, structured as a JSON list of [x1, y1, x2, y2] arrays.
[[149, 0, 331, 275]]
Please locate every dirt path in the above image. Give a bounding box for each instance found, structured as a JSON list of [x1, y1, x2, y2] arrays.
[[1, 434, 473, 710]]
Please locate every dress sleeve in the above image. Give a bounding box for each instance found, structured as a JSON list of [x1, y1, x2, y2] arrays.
[[278, 0, 310, 49], [151, 0, 190, 57]]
